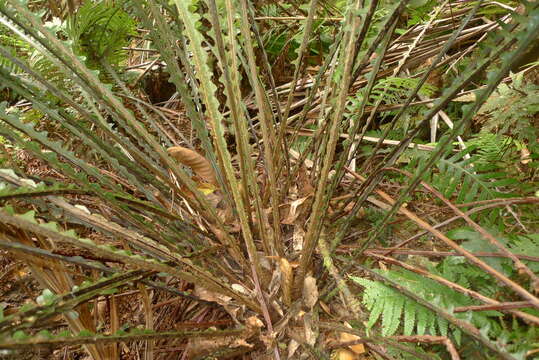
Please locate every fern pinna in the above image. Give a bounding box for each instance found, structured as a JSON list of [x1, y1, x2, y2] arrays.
[[408, 145, 518, 222], [351, 269, 501, 339]]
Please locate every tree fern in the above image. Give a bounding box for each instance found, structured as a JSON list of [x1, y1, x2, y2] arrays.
[[0, 171, 82, 200], [0, 0, 537, 358]]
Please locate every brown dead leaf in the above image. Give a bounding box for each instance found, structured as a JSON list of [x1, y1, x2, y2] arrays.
[[246, 316, 264, 329], [266, 262, 282, 298], [167, 146, 217, 185], [95, 297, 107, 326], [453, 92, 476, 102], [246, 316, 265, 342], [339, 331, 365, 355], [230, 338, 254, 348], [194, 285, 232, 304], [193, 285, 241, 321], [279, 257, 293, 306], [334, 322, 365, 355], [259, 332, 277, 349], [185, 316, 261, 357], [292, 226, 305, 253], [271, 299, 284, 317], [303, 275, 318, 310], [184, 336, 252, 358], [282, 197, 309, 225], [297, 164, 315, 197], [231, 283, 251, 296], [319, 301, 332, 316], [333, 348, 358, 360], [521, 146, 531, 164], [184, 337, 229, 358], [304, 313, 316, 346], [287, 339, 300, 359]]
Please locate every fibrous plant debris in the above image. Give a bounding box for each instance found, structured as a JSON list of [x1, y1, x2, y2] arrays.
[[0, 1, 538, 359]]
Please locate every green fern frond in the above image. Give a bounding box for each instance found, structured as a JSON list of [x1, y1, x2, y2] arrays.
[[349, 76, 437, 112], [260, 4, 279, 17], [66, 1, 136, 68], [466, 132, 517, 170], [382, 290, 405, 336], [352, 274, 438, 336], [370, 76, 438, 104], [410, 146, 517, 205], [507, 233, 539, 273], [478, 71, 539, 143], [1, 21, 70, 88], [351, 268, 501, 337], [447, 227, 510, 274], [0, 33, 29, 74], [439, 256, 493, 292], [442, 228, 539, 295]]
